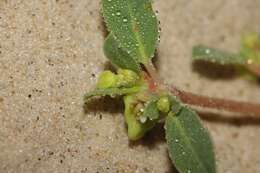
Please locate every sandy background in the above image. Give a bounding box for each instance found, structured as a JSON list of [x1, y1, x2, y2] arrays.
[[0, 0, 260, 172]]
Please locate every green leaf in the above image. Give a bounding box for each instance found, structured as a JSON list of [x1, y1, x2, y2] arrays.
[[142, 100, 160, 121], [165, 107, 216, 173], [84, 86, 140, 101], [193, 45, 247, 65], [104, 34, 141, 73], [102, 0, 159, 64]]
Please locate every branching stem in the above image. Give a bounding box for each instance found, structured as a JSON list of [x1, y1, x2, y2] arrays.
[[144, 61, 164, 86], [247, 64, 260, 77], [146, 62, 260, 116]]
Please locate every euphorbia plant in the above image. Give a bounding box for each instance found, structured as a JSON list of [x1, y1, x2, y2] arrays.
[[84, 0, 260, 172]]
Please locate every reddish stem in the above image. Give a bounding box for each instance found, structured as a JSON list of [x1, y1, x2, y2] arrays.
[[170, 86, 260, 116], [144, 62, 164, 86], [247, 64, 260, 77], [144, 61, 260, 116]]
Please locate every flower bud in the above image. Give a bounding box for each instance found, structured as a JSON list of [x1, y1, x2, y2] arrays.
[[117, 69, 139, 87], [157, 96, 170, 113], [242, 33, 260, 49], [124, 95, 155, 141], [97, 71, 117, 89]]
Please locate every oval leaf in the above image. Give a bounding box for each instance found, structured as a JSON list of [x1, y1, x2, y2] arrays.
[[193, 45, 247, 65], [104, 34, 141, 73], [102, 0, 159, 64], [165, 107, 216, 173]]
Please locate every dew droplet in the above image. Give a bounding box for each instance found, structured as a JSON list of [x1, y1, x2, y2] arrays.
[[220, 60, 225, 65], [205, 49, 210, 54], [175, 139, 179, 143], [211, 59, 216, 63], [116, 12, 121, 16], [123, 18, 128, 22], [247, 59, 253, 64], [139, 116, 147, 123]]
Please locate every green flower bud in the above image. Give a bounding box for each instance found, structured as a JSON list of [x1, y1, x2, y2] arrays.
[[117, 69, 139, 87], [241, 33, 260, 64], [157, 96, 170, 113], [242, 33, 260, 49], [124, 95, 155, 141], [97, 71, 117, 89]]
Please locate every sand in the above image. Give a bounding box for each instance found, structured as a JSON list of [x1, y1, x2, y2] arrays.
[[0, 0, 260, 172]]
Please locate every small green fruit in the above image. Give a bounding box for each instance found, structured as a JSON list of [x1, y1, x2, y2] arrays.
[[242, 33, 260, 49], [241, 33, 260, 64], [97, 71, 117, 89], [124, 95, 155, 140], [157, 96, 170, 113], [117, 69, 139, 87]]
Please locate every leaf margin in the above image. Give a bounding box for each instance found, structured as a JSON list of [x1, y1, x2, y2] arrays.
[[165, 106, 216, 173]]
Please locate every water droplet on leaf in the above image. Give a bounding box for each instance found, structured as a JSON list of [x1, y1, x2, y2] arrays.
[[139, 116, 147, 123], [205, 49, 210, 54]]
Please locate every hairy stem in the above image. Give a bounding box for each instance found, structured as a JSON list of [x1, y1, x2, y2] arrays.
[[144, 61, 163, 84], [170, 86, 260, 116], [247, 64, 260, 77], [146, 62, 260, 116]]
